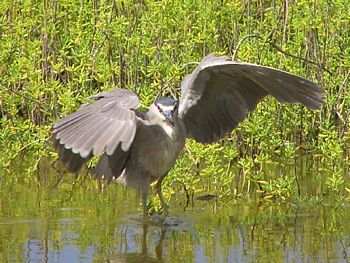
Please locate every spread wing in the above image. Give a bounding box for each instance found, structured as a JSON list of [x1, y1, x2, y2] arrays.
[[178, 54, 324, 143], [52, 88, 141, 172]]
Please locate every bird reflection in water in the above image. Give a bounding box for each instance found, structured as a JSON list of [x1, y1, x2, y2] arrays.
[[107, 221, 168, 263]]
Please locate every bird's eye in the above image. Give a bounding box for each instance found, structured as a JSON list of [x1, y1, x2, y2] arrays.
[[157, 105, 162, 112]]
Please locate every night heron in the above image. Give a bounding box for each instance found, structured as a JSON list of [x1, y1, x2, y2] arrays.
[[52, 54, 324, 215]]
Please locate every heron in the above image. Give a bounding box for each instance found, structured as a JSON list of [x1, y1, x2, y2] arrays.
[[52, 54, 324, 215]]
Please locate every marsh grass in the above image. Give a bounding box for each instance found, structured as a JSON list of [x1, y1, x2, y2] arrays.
[[0, 0, 349, 206]]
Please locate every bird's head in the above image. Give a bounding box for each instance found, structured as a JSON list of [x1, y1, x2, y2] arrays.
[[150, 97, 179, 126]]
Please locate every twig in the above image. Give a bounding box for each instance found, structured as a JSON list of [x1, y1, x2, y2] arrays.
[[182, 61, 199, 67], [1, 85, 57, 115], [4, 138, 44, 168], [232, 34, 260, 61], [170, 179, 191, 210], [266, 39, 332, 76], [232, 34, 332, 76]]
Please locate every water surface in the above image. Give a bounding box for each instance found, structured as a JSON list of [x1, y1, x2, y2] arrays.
[[0, 158, 349, 262]]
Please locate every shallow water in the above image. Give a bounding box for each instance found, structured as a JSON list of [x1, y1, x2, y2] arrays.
[[1, 159, 350, 262], [1, 194, 350, 262]]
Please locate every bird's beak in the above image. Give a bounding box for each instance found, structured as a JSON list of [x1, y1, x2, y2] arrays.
[[164, 110, 175, 126]]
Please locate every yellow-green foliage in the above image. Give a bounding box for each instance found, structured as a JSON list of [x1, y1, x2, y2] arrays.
[[0, 0, 349, 199]]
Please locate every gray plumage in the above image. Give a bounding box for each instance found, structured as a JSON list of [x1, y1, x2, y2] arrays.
[[52, 54, 324, 215]]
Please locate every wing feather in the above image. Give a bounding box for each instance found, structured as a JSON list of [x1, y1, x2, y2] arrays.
[[178, 54, 324, 143], [52, 88, 141, 172]]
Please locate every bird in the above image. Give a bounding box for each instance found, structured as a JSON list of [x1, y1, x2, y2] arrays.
[[52, 54, 324, 215]]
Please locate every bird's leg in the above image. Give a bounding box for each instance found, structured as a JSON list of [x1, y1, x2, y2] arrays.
[[140, 176, 152, 218], [141, 223, 148, 255], [155, 176, 169, 215], [141, 187, 148, 217]]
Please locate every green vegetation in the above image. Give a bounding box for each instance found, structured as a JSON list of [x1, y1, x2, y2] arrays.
[[0, 0, 349, 206]]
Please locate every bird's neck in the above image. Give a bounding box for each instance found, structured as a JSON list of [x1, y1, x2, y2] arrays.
[[160, 121, 176, 139]]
